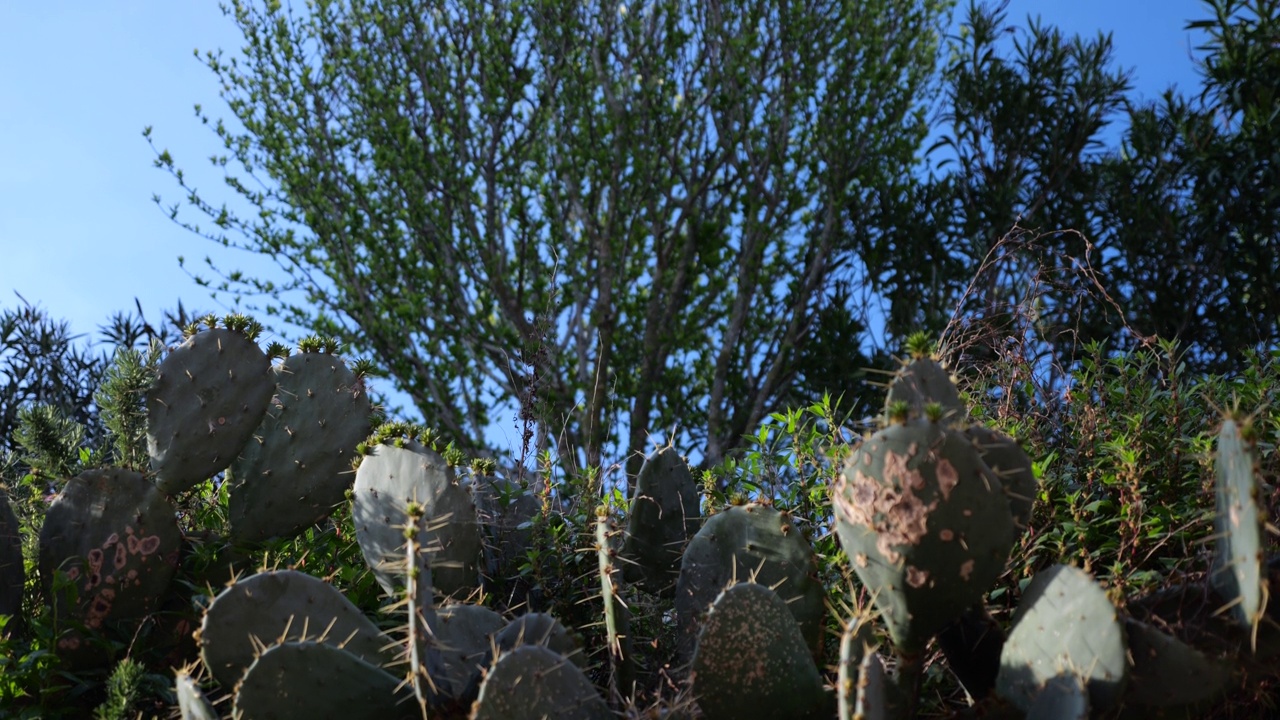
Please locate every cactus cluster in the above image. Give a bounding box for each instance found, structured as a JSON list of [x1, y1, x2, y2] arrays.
[[5, 319, 1279, 720]]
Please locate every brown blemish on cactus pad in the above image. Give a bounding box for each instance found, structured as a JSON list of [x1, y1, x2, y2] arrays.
[[834, 449, 937, 565], [906, 566, 930, 588], [936, 459, 959, 500], [114, 543, 128, 570], [959, 559, 975, 581], [939, 528, 954, 542]]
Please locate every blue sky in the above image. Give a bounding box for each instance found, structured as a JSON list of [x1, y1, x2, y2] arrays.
[[1, 0, 1208, 362]]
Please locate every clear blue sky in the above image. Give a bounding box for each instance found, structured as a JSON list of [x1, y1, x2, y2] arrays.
[[1, 0, 1208, 351]]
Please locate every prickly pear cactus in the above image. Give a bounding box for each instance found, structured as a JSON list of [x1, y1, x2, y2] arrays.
[[1121, 618, 1231, 714], [352, 433, 481, 598], [471, 644, 610, 720], [147, 325, 273, 495], [232, 641, 412, 720], [1026, 675, 1089, 720], [996, 564, 1128, 712], [690, 582, 830, 720], [1212, 416, 1266, 632], [836, 616, 875, 720], [965, 425, 1038, 530], [597, 509, 636, 696], [621, 446, 700, 595], [198, 569, 393, 688], [429, 603, 506, 700], [175, 670, 218, 720], [0, 488, 23, 620], [491, 612, 585, 669], [471, 471, 538, 597], [832, 417, 1015, 652], [675, 503, 825, 658], [228, 348, 372, 544], [38, 468, 180, 643], [853, 651, 889, 720], [884, 333, 965, 422]]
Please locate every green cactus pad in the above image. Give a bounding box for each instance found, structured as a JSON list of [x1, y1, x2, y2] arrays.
[[996, 564, 1127, 712], [836, 617, 876, 720], [228, 351, 372, 544], [621, 446, 700, 595], [232, 641, 413, 720], [675, 503, 825, 659], [430, 603, 506, 699], [884, 356, 965, 423], [352, 440, 481, 598], [198, 569, 393, 688], [0, 489, 23, 619], [965, 426, 1038, 530], [691, 582, 829, 720], [1026, 675, 1089, 720], [1212, 417, 1266, 632], [854, 651, 889, 720], [832, 419, 1015, 652], [1121, 618, 1231, 713], [175, 672, 218, 720], [490, 612, 585, 669], [38, 468, 180, 633], [471, 644, 610, 720], [147, 328, 273, 494]]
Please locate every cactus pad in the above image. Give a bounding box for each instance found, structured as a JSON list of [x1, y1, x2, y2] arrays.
[[1122, 618, 1231, 713], [622, 446, 700, 595], [38, 468, 180, 635], [996, 564, 1127, 711], [1212, 417, 1267, 632], [675, 503, 825, 658], [854, 651, 889, 720], [175, 671, 218, 720], [228, 351, 371, 543], [198, 569, 393, 688], [471, 644, 610, 720], [0, 489, 23, 619], [147, 328, 273, 494], [691, 582, 830, 720], [430, 603, 506, 699], [1026, 675, 1089, 720], [491, 612, 585, 669], [832, 419, 1015, 652], [885, 356, 965, 423], [352, 440, 481, 598], [966, 425, 1038, 530], [232, 641, 412, 719]]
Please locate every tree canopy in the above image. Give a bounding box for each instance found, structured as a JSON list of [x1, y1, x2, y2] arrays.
[[151, 0, 951, 481]]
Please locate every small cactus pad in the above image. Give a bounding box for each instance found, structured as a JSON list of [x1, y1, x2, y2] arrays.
[[622, 446, 700, 595], [675, 503, 825, 658], [228, 351, 371, 543], [854, 651, 889, 720], [198, 569, 393, 688], [837, 617, 875, 720], [1122, 618, 1231, 713], [1212, 417, 1266, 631], [232, 641, 412, 720], [429, 603, 506, 699], [471, 472, 538, 593], [491, 612, 585, 669], [691, 582, 830, 720], [884, 355, 965, 422], [148, 328, 273, 494], [1026, 675, 1089, 720], [0, 489, 24, 619], [996, 564, 1127, 711], [965, 425, 1038, 530], [471, 644, 611, 720], [38, 468, 181, 630], [175, 671, 218, 720], [832, 419, 1015, 651], [352, 440, 481, 598]]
